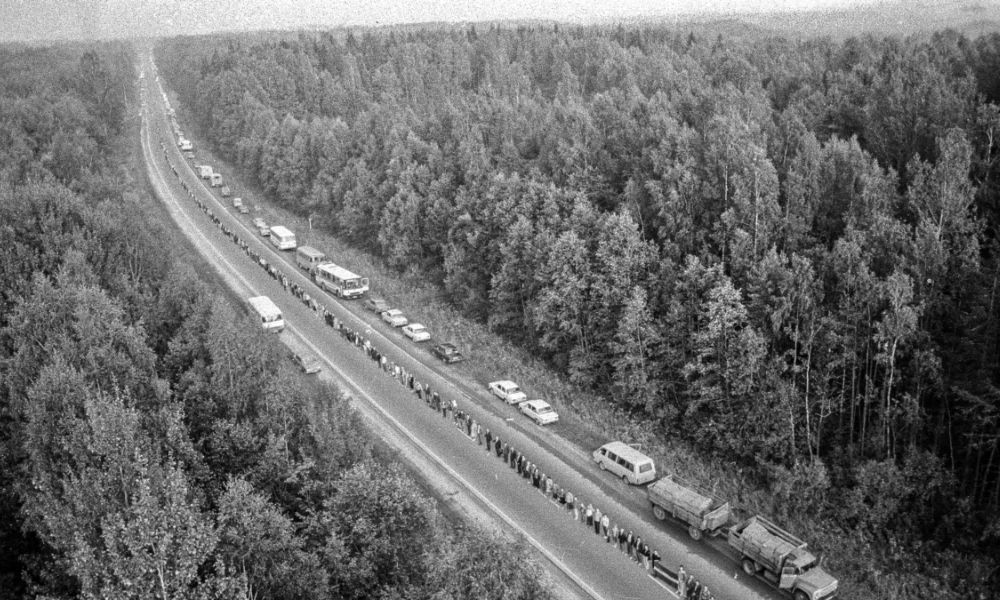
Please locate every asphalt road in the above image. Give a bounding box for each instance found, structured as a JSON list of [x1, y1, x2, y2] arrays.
[[139, 51, 781, 600]]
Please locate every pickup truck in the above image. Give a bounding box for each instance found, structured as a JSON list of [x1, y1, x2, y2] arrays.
[[728, 516, 838, 600]]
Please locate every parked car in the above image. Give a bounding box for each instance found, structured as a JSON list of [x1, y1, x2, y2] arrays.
[[402, 323, 431, 342], [238, 203, 250, 214], [363, 296, 390, 313], [520, 399, 559, 425], [233, 197, 243, 209], [488, 380, 527, 405], [291, 351, 321, 374], [381, 309, 408, 327], [253, 217, 269, 236], [220, 185, 232, 197], [431, 342, 464, 364]]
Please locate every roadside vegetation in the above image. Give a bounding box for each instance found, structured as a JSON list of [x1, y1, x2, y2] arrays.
[[0, 43, 551, 600], [155, 24, 1000, 599]]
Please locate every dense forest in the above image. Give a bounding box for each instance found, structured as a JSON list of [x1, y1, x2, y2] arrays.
[[0, 44, 550, 600], [156, 24, 1000, 598]]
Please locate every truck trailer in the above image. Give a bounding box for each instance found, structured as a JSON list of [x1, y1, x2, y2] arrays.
[[647, 474, 731, 540], [728, 516, 838, 600]]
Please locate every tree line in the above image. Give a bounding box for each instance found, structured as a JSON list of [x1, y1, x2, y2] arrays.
[[155, 24, 1000, 598], [0, 43, 551, 600]]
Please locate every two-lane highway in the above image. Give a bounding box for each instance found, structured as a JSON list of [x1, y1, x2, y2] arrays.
[[140, 50, 777, 600]]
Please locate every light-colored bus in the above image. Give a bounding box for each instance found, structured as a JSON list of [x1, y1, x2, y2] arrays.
[[268, 225, 296, 250], [296, 246, 326, 272], [315, 262, 369, 299], [248, 296, 284, 332]]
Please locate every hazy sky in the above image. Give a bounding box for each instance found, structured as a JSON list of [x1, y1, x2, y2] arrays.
[[0, 0, 885, 42]]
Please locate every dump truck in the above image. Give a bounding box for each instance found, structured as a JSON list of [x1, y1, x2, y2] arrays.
[[647, 474, 731, 540], [728, 516, 838, 600]]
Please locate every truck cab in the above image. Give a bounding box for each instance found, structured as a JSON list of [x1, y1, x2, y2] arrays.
[[778, 553, 838, 600]]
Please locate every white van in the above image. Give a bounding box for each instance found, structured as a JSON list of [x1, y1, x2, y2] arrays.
[[248, 296, 284, 332], [269, 225, 296, 250], [592, 441, 656, 485]]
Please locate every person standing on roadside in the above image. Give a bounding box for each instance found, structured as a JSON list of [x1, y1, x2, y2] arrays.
[[593, 508, 602, 535], [677, 565, 688, 598], [601, 513, 610, 541], [689, 580, 702, 600]]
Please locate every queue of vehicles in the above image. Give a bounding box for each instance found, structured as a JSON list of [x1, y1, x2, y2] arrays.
[[172, 105, 836, 600]]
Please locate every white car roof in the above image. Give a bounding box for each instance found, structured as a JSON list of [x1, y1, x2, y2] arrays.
[[491, 380, 517, 388], [524, 399, 552, 410], [408, 323, 425, 329]]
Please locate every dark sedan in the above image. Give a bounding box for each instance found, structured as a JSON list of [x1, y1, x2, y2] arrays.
[[431, 342, 464, 363]]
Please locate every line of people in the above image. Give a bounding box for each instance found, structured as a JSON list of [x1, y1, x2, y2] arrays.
[[161, 141, 716, 600], [676, 565, 713, 600]]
